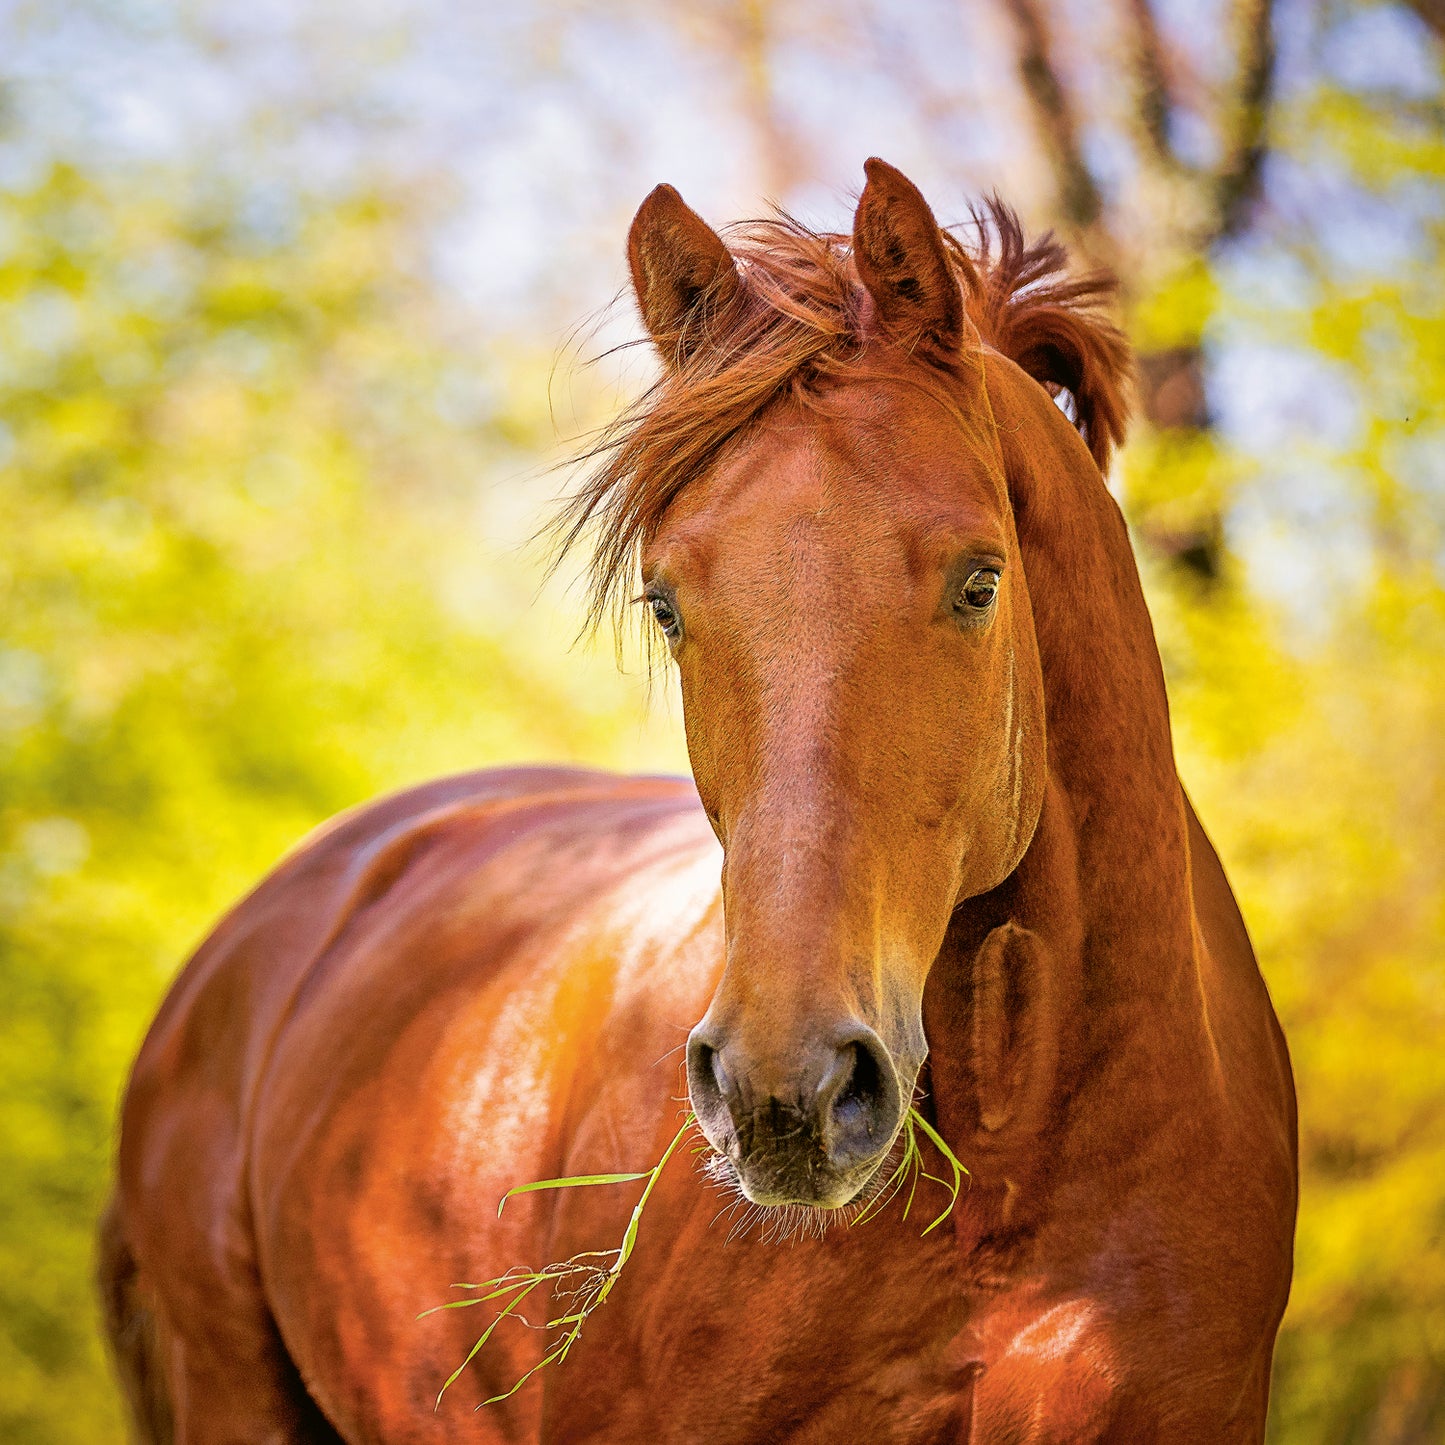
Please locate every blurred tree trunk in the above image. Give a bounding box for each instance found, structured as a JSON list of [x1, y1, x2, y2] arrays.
[[729, 0, 811, 199], [690, 0, 814, 202], [999, 0, 1276, 579], [1404, 0, 1445, 40]]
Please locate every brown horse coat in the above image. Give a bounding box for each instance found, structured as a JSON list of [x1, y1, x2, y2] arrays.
[[103, 163, 1297, 1443]]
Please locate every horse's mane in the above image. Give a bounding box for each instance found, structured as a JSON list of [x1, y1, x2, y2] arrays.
[[557, 197, 1132, 631]]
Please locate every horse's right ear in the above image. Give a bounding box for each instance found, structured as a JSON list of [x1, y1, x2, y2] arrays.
[[628, 185, 741, 371]]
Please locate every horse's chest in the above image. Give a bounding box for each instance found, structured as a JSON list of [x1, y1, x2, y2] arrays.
[[540, 1243, 1147, 1445], [541, 1224, 978, 1443], [555, 1301, 1135, 1445]]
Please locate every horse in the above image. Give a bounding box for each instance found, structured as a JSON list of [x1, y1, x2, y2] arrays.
[[99, 158, 1297, 1442]]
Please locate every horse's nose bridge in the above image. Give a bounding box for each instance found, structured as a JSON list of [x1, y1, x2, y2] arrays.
[[728, 597, 901, 788], [711, 810, 901, 1076], [721, 789, 880, 933], [691, 753, 920, 1195]]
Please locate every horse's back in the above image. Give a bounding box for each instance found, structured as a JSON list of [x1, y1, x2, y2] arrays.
[[112, 766, 722, 1441]]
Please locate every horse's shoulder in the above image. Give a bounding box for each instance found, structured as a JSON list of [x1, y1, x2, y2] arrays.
[[130, 767, 703, 1060], [118, 766, 709, 1238], [233, 774, 721, 1434]]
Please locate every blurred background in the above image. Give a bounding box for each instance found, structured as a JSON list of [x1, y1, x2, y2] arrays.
[[0, 0, 1441, 1439]]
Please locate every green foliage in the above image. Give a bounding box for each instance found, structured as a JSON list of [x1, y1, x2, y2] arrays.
[[1129, 256, 1219, 353]]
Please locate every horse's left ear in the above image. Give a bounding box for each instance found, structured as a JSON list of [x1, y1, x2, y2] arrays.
[[852, 158, 970, 357], [628, 184, 741, 371]]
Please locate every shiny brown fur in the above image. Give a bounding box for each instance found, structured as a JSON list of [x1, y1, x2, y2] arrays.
[[103, 161, 1296, 1442]]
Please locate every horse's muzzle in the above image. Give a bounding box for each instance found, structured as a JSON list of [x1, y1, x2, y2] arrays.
[[686, 1021, 904, 1207]]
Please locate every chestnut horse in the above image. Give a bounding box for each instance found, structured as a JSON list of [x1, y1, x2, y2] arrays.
[[101, 160, 1297, 1442]]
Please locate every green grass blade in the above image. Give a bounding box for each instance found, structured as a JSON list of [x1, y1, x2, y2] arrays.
[[851, 1113, 917, 1228], [478, 1338, 572, 1409], [417, 1275, 540, 1319], [434, 1276, 544, 1410], [497, 1172, 650, 1217], [906, 1107, 969, 1236], [435, 1112, 701, 1408]]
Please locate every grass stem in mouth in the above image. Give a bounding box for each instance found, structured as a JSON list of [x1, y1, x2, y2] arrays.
[[426, 1104, 966, 1409]]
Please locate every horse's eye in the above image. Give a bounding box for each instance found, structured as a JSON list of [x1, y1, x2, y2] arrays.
[[648, 595, 681, 639], [958, 568, 1000, 612]]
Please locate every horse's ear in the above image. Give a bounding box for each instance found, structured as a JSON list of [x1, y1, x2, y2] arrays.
[[628, 185, 741, 371], [852, 158, 969, 357]]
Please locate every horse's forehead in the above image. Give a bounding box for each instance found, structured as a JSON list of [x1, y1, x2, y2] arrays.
[[665, 378, 1006, 555]]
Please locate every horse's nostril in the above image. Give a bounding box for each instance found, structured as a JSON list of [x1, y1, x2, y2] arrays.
[[816, 1030, 898, 1161], [686, 1030, 739, 1150], [707, 1045, 733, 1098], [832, 1041, 883, 1134], [689, 1020, 902, 1189], [687, 1039, 716, 1096], [688, 1041, 731, 1100]]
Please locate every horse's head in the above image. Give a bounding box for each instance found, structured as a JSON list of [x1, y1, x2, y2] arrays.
[[569, 159, 1128, 1208]]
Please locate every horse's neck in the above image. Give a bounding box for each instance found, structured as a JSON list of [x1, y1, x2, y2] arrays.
[[1019, 452, 1200, 1009], [923, 432, 1216, 1220]]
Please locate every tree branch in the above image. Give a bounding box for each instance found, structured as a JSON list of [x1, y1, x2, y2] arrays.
[[1212, 0, 1276, 241], [1402, 0, 1445, 42], [1122, 0, 1184, 173], [998, 0, 1105, 236]]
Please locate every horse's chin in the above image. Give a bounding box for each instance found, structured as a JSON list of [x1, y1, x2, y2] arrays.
[[702, 1144, 891, 1214], [739, 1176, 870, 1211]]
